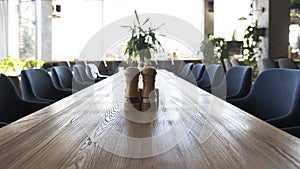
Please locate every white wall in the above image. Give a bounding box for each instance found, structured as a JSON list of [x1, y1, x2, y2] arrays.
[[52, 0, 102, 61], [214, 0, 251, 41], [52, 0, 204, 61]]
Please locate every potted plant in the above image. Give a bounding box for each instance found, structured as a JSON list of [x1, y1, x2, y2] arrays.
[[199, 36, 228, 65], [123, 10, 164, 67]]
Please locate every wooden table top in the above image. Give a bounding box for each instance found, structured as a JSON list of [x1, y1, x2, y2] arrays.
[[1, 70, 300, 169]]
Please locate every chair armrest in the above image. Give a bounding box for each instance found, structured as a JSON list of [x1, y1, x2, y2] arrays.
[[267, 114, 300, 128]]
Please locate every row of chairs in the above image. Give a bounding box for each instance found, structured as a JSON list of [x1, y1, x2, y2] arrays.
[[22, 63, 108, 104], [176, 63, 300, 138], [46, 60, 119, 76], [262, 58, 300, 70], [74, 61, 121, 76], [228, 68, 300, 138], [159, 62, 252, 101], [0, 74, 49, 124], [223, 57, 300, 72], [191, 64, 252, 100], [0, 62, 108, 127]]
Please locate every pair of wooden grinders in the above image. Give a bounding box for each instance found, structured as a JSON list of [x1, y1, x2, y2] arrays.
[[125, 67, 157, 112]]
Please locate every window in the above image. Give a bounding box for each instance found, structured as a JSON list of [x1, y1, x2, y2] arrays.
[[19, 0, 36, 59]]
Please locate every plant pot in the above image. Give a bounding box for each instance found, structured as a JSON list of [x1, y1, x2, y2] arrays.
[[138, 48, 151, 68]]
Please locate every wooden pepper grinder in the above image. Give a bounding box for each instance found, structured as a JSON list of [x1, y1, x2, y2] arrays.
[[124, 67, 140, 111], [141, 67, 157, 111]]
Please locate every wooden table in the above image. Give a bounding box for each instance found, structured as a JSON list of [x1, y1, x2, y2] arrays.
[[1, 70, 300, 169]]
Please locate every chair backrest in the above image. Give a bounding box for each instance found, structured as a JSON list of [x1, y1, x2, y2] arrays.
[[262, 58, 277, 70], [178, 63, 193, 78], [0, 74, 22, 111], [278, 58, 298, 69], [111, 61, 122, 74], [230, 57, 239, 66], [87, 63, 100, 79], [21, 70, 39, 101], [95, 61, 109, 75], [21, 69, 70, 102], [51, 67, 64, 89], [192, 63, 205, 81], [230, 57, 245, 66], [198, 64, 224, 88], [76, 61, 87, 67], [225, 66, 252, 99], [0, 121, 7, 128], [223, 58, 232, 72], [21, 69, 56, 99], [58, 61, 71, 67], [149, 61, 157, 68], [158, 60, 174, 72], [0, 74, 24, 122], [247, 69, 300, 120], [281, 126, 300, 138], [173, 61, 185, 75], [0, 73, 48, 123], [73, 64, 93, 82], [52, 66, 73, 89], [186, 62, 194, 70]]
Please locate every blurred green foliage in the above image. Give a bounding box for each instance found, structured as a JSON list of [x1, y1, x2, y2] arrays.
[[242, 22, 261, 79], [0, 56, 45, 76], [199, 36, 228, 65]]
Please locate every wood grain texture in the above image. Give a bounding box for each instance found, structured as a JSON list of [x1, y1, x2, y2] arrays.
[[0, 70, 300, 169]]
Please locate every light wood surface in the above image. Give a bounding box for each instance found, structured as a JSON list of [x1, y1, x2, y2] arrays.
[[1, 70, 300, 169]]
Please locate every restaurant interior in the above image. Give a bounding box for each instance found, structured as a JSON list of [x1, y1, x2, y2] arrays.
[[1, 0, 300, 168]]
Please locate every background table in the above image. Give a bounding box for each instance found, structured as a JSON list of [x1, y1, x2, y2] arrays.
[[0, 70, 300, 169]]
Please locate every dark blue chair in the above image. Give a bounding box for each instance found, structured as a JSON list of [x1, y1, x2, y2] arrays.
[[0, 74, 49, 123], [21, 70, 52, 104], [86, 63, 107, 82], [213, 66, 252, 100], [176, 63, 196, 84], [110, 61, 122, 75], [94, 61, 109, 76], [192, 63, 205, 81], [278, 58, 298, 69], [51, 66, 77, 93], [53, 66, 89, 91], [76, 60, 87, 67], [229, 69, 300, 128], [197, 64, 224, 92], [75, 64, 94, 82], [21, 69, 71, 104], [281, 126, 300, 138], [58, 61, 71, 67], [262, 58, 277, 70], [149, 61, 157, 68], [174, 61, 186, 75], [0, 121, 7, 127], [178, 63, 193, 78], [158, 60, 174, 73], [73, 65, 94, 87]]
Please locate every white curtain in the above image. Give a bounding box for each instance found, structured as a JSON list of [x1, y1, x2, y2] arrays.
[[0, 0, 8, 59]]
